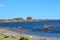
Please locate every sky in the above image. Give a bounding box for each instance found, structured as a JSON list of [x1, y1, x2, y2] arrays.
[[0, 0, 60, 19]]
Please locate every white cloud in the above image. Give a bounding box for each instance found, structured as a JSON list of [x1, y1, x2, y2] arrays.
[[0, 1, 5, 7], [0, 4, 4, 7]]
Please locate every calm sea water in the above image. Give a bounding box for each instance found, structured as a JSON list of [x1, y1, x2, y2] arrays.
[[0, 20, 60, 38]]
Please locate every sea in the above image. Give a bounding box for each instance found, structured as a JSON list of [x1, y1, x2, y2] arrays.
[[0, 20, 60, 38]]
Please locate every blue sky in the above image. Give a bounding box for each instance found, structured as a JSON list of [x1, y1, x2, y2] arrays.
[[0, 0, 60, 19]]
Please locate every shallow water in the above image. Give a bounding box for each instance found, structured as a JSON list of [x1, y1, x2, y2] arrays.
[[0, 20, 60, 38]]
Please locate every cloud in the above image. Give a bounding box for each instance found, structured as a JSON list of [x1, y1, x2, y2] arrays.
[[0, 1, 5, 7], [0, 4, 4, 7]]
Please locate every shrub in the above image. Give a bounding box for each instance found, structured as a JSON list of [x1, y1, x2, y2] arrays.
[[19, 37, 29, 40], [4, 36, 9, 38]]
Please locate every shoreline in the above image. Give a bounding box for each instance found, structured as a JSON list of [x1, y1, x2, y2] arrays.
[[0, 28, 60, 40]]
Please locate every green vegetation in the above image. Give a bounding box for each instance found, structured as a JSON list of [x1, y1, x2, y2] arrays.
[[0, 33, 32, 40], [19, 37, 29, 40], [4, 36, 9, 38]]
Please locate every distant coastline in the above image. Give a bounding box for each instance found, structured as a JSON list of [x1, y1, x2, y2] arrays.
[[0, 17, 58, 22]]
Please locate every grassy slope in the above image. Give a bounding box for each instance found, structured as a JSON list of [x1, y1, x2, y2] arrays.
[[0, 33, 32, 40]]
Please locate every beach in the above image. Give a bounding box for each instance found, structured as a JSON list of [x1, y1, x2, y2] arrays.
[[0, 28, 60, 40], [31, 36, 60, 40]]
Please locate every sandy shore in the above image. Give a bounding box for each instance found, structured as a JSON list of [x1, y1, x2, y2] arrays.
[[0, 28, 60, 40]]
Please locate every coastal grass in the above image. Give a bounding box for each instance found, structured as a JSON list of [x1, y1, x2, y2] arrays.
[[0, 33, 32, 40]]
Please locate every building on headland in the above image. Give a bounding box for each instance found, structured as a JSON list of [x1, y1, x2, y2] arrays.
[[0, 17, 54, 22], [26, 17, 42, 22], [26, 17, 33, 21]]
